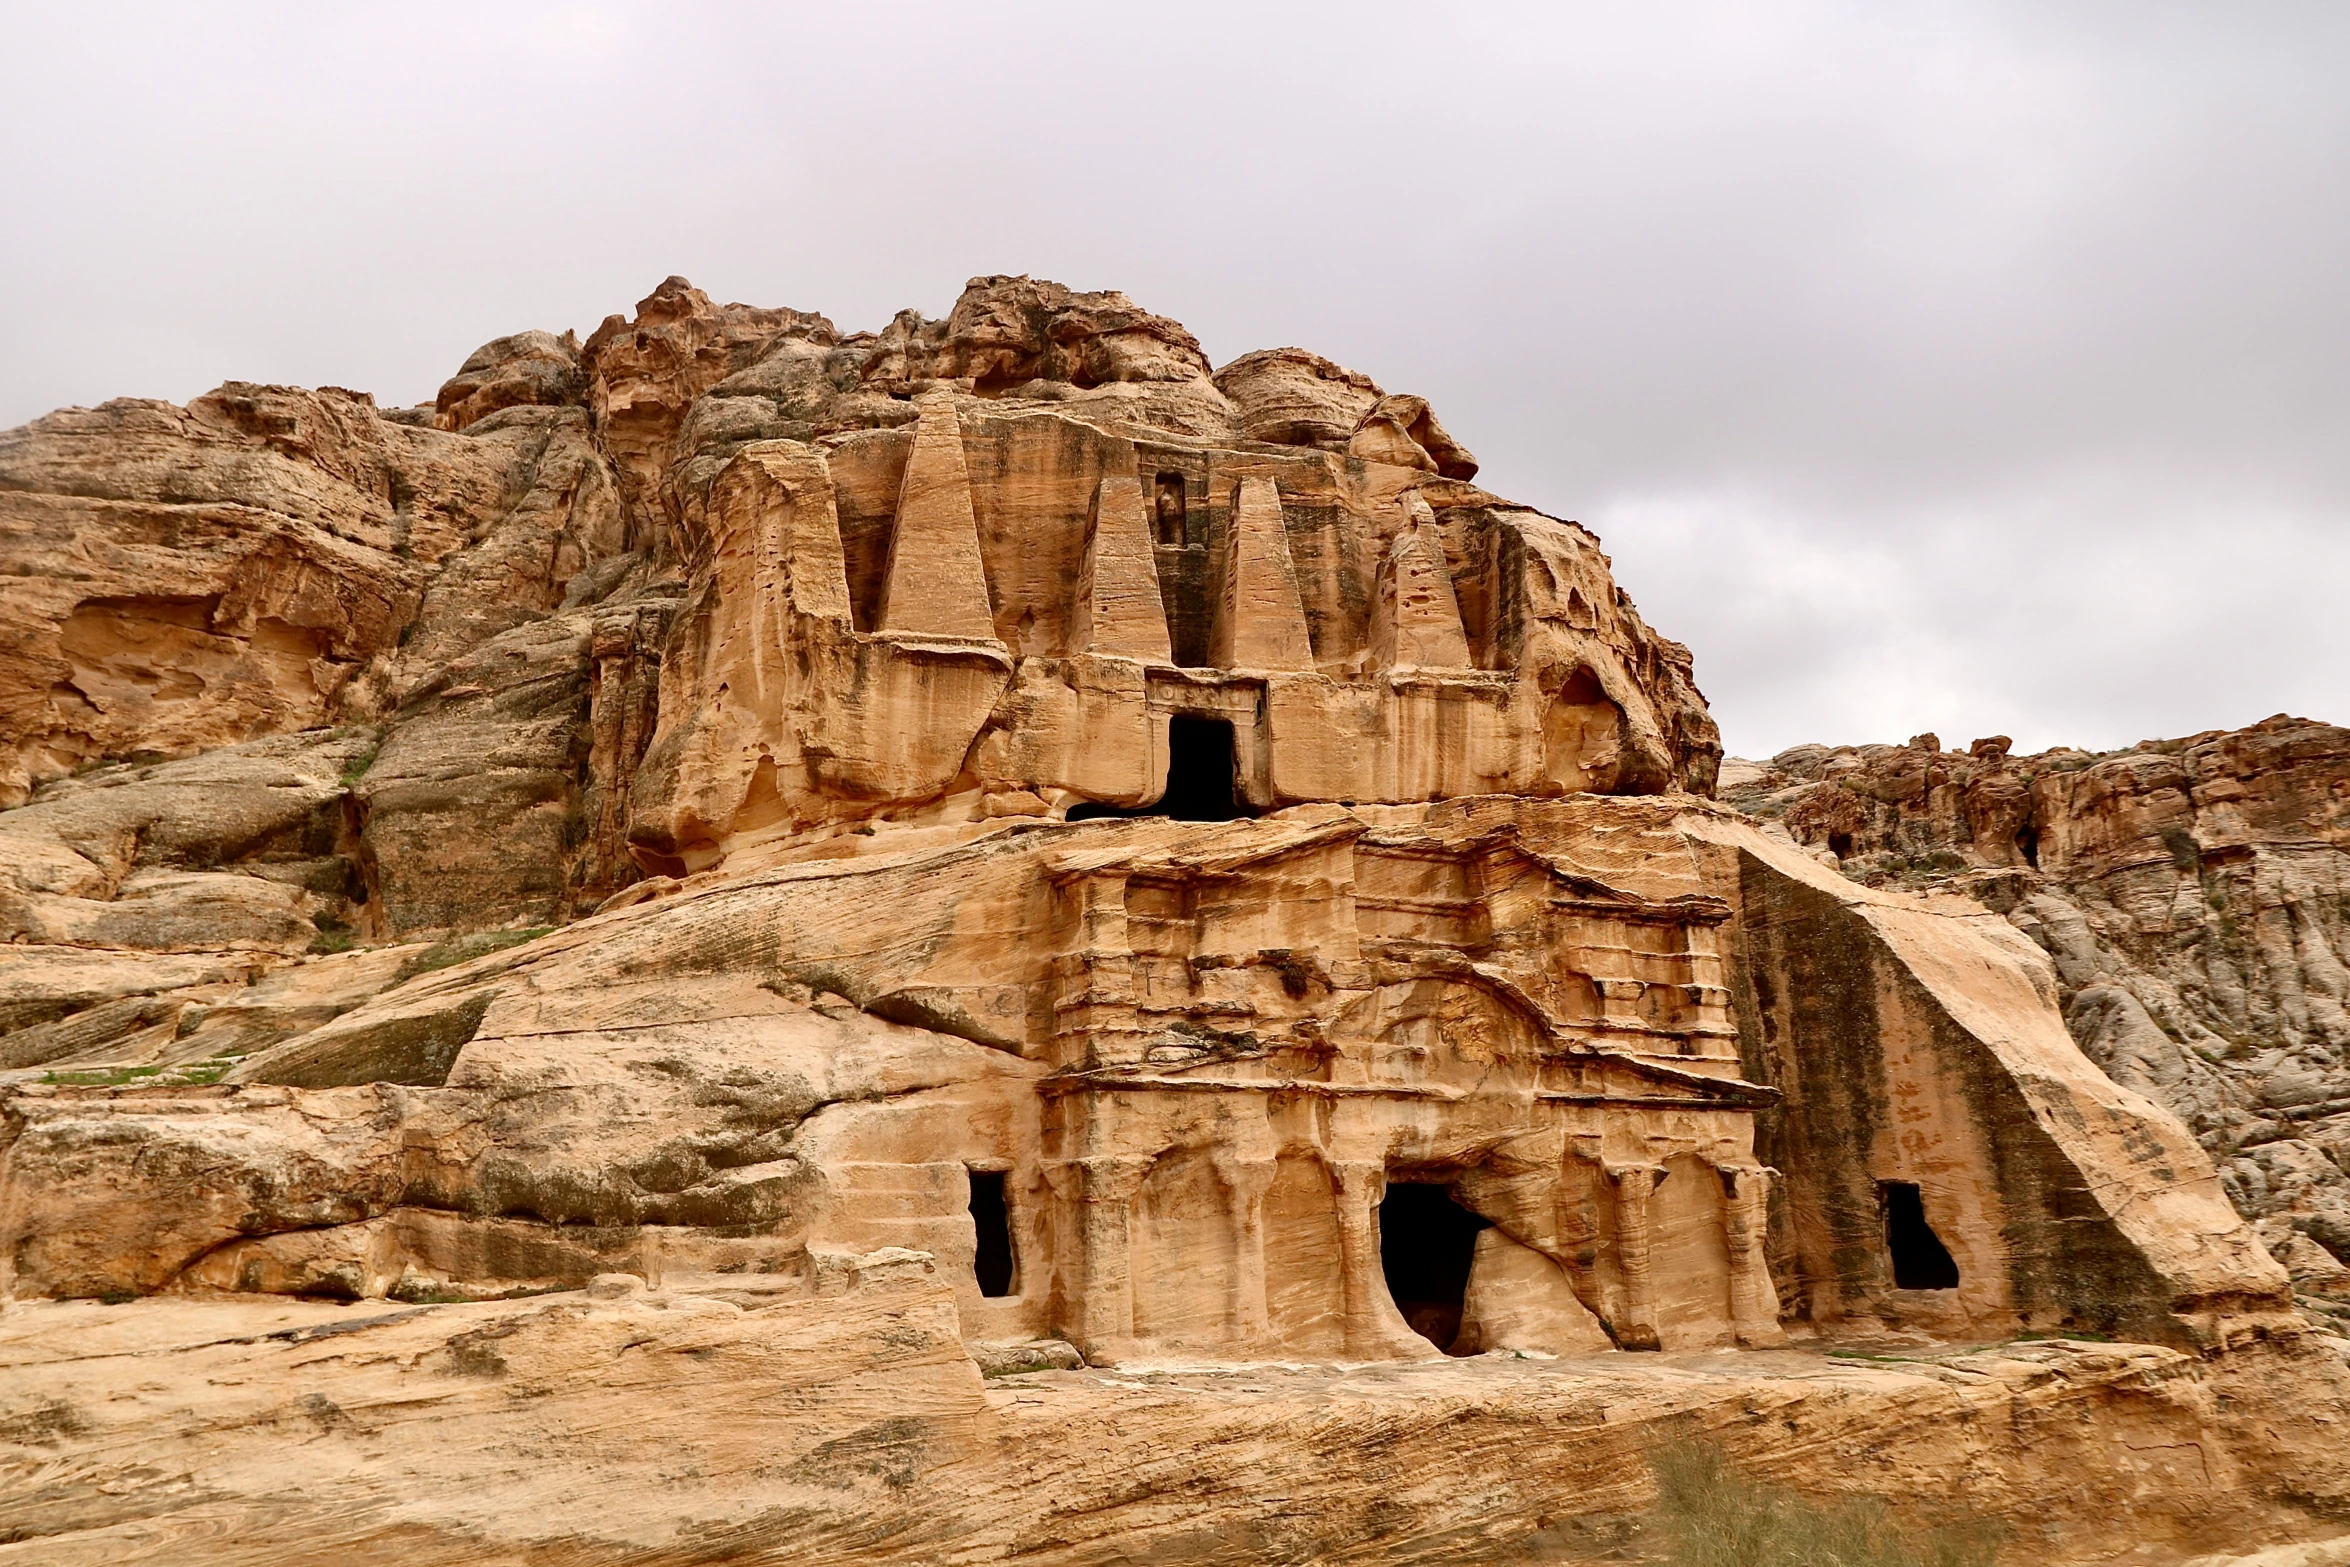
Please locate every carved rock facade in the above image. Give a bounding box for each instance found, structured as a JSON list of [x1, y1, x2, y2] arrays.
[[0, 276, 2336, 1563]]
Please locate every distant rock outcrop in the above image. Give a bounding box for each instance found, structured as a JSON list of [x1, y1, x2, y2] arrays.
[[1723, 716, 2350, 1310]]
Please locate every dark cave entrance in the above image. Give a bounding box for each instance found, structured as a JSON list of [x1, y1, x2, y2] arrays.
[[1065, 715, 1254, 824], [1880, 1181, 1960, 1290], [968, 1168, 1015, 1298], [2015, 823, 2040, 869], [1379, 1181, 1491, 1354]]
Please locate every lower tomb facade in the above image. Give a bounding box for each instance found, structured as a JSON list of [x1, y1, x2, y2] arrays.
[[811, 818, 1826, 1361]]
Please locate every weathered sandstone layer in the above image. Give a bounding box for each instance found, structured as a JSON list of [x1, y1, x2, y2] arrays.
[[0, 276, 2343, 1564], [2, 1278, 2344, 1566]]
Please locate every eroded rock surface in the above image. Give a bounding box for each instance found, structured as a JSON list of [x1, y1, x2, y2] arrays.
[[0, 1278, 2343, 1565]]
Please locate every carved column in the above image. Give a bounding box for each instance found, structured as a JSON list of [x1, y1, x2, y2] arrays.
[[1220, 1156, 1278, 1345], [1069, 1153, 1153, 1361], [1332, 1159, 1393, 1357], [1609, 1163, 1663, 1350], [1720, 1164, 1786, 1347]]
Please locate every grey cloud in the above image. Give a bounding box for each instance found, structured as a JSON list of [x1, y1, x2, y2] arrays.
[[2, 0, 2342, 756]]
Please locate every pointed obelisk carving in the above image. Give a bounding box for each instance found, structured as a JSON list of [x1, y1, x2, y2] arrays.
[[1369, 491, 1471, 669], [878, 392, 997, 640], [1073, 476, 1173, 662], [1211, 475, 1315, 671]]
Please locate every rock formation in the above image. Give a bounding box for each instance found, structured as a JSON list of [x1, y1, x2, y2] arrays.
[[1724, 718, 2350, 1322], [0, 276, 2343, 1564]]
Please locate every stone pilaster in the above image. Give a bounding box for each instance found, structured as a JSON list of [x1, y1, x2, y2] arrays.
[[1721, 1164, 1786, 1347], [1218, 1156, 1278, 1342], [1331, 1160, 1435, 1358], [1066, 1153, 1154, 1361], [1610, 1163, 1663, 1350]]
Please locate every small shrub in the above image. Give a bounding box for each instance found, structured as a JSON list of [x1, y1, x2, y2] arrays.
[[2160, 826, 2200, 869], [388, 1279, 473, 1305], [308, 917, 360, 955], [1645, 1441, 1997, 1567], [339, 745, 380, 788]]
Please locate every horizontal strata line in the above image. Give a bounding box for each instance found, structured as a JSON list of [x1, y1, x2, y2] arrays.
[[1038, 1075, 1468, 1099], [1035, 1074, 1765, 1105]]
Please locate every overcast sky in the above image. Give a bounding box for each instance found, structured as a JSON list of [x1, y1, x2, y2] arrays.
[[5, 2, 2344, 758]]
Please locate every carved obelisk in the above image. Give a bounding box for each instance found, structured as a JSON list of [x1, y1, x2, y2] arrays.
[[878, 392, 998, 641]]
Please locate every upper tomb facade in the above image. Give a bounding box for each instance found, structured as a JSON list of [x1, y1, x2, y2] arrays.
[[458, 276, 1726, 871]]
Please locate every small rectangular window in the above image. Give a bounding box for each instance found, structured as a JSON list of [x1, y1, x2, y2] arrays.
[[968, 1168, 1015, 1297]]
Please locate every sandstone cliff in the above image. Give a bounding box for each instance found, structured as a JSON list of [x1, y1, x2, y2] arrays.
[[1722, 718, 2350, 1322], [0, 278, 2343, 1565]]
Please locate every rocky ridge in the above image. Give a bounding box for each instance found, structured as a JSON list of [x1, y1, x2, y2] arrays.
[[1722, 718, 2350, 1315]]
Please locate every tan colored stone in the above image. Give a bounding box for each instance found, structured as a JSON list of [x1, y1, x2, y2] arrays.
[[877, 394, 998, 641], [431, 329, 583, 432], [1368, 492, 1473, 670], [1210, 475, 1316, 673], [1071, 477, 1173, 663], [0, 1281, 2342, 1564], [1723, 714, 2350, 1292], [1350, 392, 1481, 480], [1212, 345, 1384, 449]]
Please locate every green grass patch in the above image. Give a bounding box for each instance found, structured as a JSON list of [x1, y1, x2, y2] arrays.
[[1646, 1441, 1998, 1567], [308, 917, 360, 955], [395, 927, 555, 982], [41, 1058, 240, 1089], [338, 745, 380, 788], [42, 1065, 165, 1087]]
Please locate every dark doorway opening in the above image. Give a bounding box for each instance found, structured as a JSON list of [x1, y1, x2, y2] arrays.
[[968, 1169, 1015, 1297], [1066, 715, 1255, 824], [1152, 473, 1188, 547], [2015, 823, 2040, 869], [1161, 715, 1246, 820], [1880, 1181, 1959, 1290], [1379, 1181, 1491, 1354], [1828, 832, 1854, 860]]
